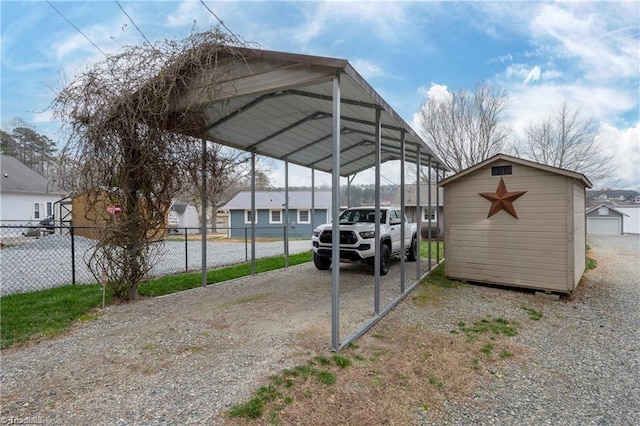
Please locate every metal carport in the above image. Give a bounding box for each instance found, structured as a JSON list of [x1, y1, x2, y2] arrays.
[[160, 46, 447, 350]]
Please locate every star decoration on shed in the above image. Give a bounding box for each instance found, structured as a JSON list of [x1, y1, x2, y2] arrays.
[[479, 177, 527, 219]]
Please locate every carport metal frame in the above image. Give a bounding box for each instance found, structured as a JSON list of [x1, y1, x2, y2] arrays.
[[162, 46, 448, 351]]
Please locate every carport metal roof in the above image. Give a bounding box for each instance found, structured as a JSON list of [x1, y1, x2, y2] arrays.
[[167, 46, 447, 176], [160, 45, 448, 351]]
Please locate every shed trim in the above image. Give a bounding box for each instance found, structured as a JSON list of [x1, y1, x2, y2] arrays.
[[439, 153, 592, 189]]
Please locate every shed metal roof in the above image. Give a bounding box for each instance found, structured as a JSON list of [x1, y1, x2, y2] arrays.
[[164, 46, 447, 177]]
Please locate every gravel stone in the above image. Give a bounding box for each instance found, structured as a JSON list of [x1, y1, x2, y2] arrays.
[[0, 235, 637, 425]]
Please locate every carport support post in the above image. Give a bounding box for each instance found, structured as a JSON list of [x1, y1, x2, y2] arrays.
[[399, 131, 406, 294], [416, 146, 421, 280], [436, 163, 440, 263], [284, 159, 289, 268], [374, 108, 382, 315], [331, 74, 342, 351], [201, 135, 207, 288], [251, 150, 256, 275], [311, 165, 315, 234], [428, 156, 432, 271]]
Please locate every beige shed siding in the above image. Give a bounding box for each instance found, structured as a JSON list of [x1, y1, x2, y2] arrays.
[[444, 162, 571, 292], [572, 181, 587, 288]]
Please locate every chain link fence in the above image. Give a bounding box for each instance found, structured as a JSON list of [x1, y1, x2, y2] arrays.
[[0, 221, 310, 296]]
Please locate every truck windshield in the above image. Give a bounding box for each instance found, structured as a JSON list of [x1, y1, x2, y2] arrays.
[[339, 209, 386, 224]]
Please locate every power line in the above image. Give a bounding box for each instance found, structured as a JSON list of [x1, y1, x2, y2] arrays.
[[46, 0, 108, 58], [114, 0, 154, 48], [199, 0, 242, 45]]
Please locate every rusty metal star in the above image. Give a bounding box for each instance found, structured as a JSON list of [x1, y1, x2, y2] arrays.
[[478, 177, 527, 219]]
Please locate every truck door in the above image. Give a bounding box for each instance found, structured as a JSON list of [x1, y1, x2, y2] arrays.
[[388, 209, 403, 252]]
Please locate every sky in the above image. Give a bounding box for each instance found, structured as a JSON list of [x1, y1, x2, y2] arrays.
[[1, 1, 639, 190]]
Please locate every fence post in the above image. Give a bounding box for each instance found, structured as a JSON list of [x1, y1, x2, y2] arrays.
[[244, 227, 248, 262], [184, 227, 188, 272], [70, 223, 76, 285]]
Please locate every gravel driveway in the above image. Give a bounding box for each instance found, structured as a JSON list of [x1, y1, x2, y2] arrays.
[[414, 234, 640, 425], [0, 235, 638, 425]]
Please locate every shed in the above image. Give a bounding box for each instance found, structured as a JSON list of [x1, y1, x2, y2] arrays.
[[168, 201, 200, 233], [440, 154, 592, 293], [221, 190, 332, 238], [71, 189, 169, 241], [615, 205, 640, 234], [585, 204, 629, 235]]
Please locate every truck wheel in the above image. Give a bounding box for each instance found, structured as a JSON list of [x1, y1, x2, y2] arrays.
[[313, 253, 332, 270], [407, 234, 418, 262], [379, 244, 391, 276]]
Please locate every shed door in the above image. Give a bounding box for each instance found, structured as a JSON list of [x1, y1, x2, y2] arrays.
[[587, 217, 621, 235]]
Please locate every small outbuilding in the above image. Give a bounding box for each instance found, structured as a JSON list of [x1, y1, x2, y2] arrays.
[[585, 204, 628, 235], [440, 154, 592, 293]]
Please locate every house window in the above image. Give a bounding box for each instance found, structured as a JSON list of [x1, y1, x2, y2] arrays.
[[270, 209, 282, 224], [598, 206, 609, 216], [422, 207, 437, 222], [298, 210, 310, 224], [46, 202, 53, 217], [491, 165, 512, 176], [244, 210, 257, 224], [34, 203, 40, 219]]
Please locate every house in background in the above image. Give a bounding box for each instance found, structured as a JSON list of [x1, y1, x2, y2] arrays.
[[221, 190, 332, 238], [587, 189, 640, 205], [440, 154, 592, 294], [0, 155, 68, 226], [392, 184, 444, 237]]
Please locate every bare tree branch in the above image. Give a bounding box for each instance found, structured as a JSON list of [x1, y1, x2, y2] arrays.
[[52, 28, 250, 301], [516, 100, 615, 188], [417, 82, 511, 175]]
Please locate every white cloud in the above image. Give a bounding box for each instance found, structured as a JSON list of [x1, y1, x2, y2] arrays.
[[350, 59, 385, 80], [417, 83, 450, 102], [596, 122, 640, 189], [523, 66, 541, 84], [530, 3, 639, 80], [293, 1, 413, 47]]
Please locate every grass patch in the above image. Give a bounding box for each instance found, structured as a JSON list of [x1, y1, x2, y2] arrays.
[[333, 354, 351, 369], [428, 377, 444, 388], [228, 397, 264, 419], [457, 316, 518, 341], [499, 349, 513, 359], [227, 357, 348, 421], [0, 284, 111, 349], [586, 244, 597, 270], [420, 240, 445, 261], [521, 306, 543, 320], [421, 263, 461, 289], [480, 343, 494, 356], [1, 251, 312, 349]]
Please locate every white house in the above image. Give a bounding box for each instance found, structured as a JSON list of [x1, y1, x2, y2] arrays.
[[0, 155, 68, 226]]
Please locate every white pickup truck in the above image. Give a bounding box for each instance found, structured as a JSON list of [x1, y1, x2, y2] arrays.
[[311, 206, 418, 275]]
